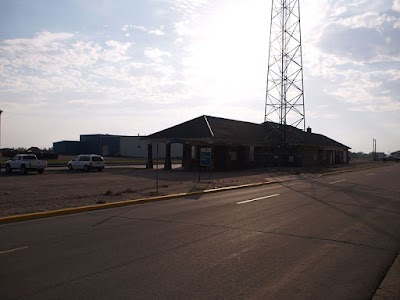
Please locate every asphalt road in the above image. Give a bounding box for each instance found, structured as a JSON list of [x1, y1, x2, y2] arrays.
[[1, 164, 400, 299]]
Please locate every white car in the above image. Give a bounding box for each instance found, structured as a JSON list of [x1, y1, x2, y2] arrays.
[[5, 154, 47, 174], [67, 154, 105, 171]]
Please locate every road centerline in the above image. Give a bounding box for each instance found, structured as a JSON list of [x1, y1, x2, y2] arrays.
[[0, 246, 29, 255], [329, 179, 346, 184], [237, 194, 280, 205]]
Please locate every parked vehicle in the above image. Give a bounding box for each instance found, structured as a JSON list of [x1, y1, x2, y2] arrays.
[[5, 154, 47, 174], [67, 154, 105, 171], [382, 155, 400, 162]]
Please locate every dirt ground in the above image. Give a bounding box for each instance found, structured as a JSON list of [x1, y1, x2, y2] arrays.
[[0, 160, 383, 217]]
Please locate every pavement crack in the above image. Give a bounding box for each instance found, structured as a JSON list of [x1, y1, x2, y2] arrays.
[[20, 227, 228, 299], [90, 204, 143, 227], [101, 214, 395, 253]]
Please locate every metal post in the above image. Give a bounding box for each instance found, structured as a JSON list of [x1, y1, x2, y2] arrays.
[[198, 160, 201, 182], [0, 110, 3, 148], [156, 143, 159, 194]]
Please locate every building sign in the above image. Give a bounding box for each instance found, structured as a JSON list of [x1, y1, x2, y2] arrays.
[[200, 148, 212, 167]]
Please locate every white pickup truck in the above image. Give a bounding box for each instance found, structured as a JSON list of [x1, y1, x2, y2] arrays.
[[5, 154, 47, 174]]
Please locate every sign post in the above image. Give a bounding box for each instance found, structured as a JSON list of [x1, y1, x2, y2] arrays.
[[199, 148, 211, 182], [156, 143, 159, 194]]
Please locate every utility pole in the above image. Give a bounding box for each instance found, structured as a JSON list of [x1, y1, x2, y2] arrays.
[[373, 138, 377, 160], [0, 110, 2, 171], [0, 110, 3, 148], [265, 0, 305, 167]]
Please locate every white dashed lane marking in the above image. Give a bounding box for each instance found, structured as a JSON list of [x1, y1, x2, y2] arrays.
[[329, 179, 346, 184], [0, 246, 29, 255], [237, 194, 280, 205]]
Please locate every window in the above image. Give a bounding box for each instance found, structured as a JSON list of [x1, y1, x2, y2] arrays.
[[92, 156, 104, 161]]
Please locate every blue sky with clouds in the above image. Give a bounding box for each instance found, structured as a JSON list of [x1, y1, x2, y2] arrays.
[[0, 0, 399, 153]]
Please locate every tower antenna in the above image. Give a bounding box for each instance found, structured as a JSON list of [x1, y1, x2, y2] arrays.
[[264, 0, 306, 167]]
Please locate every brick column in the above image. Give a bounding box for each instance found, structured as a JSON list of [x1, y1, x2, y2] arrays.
[[164, 143, 172, 170], [146, 143, 153, 169]]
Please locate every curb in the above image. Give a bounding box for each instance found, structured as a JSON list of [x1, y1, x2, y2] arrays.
[[0, 181, 276, 225], [372, 252, 400, 299]]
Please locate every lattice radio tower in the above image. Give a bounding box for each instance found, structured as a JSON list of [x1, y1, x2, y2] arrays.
[[264, 0, 305, 166]]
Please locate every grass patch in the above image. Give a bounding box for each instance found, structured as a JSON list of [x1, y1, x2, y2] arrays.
[[103, 189, 130, 196], [123, 188, 136, 193]]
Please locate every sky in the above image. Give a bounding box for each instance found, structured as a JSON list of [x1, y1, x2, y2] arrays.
[[0, 0, 399, 154]]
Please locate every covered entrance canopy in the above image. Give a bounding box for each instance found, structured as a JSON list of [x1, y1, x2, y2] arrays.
[[143, 115, 265, 170]]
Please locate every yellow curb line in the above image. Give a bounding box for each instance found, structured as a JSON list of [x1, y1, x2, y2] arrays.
[[0, 163, 390, 225], [0, 181, 275, 225]]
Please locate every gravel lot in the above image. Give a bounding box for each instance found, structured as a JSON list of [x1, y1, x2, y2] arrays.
[[0, 166, 273, 217], [0, 160, 383, 217]]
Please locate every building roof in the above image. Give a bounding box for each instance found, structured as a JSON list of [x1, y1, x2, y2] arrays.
[[145, 115, 266, 145], [145, 115, 350, 149], [303, 132, 350, 149]]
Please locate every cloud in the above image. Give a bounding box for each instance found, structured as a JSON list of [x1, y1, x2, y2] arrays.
[[148, 26, 165, 36], [122, 25, 165, 36], [326, 69, 400, 112], [393, 0, 400, 12], [0, 30, 185, 114], [302, 0, 400, 114], [0, 31, 74, 56], [0, 32, 102, 77], [172, 0, 208, 15], [170, 0, 212, 39], [0, 33, 132, 74], [144, 47, 171, 63], [338, 12, 391, 29], [173, 20, 193, 38], [317, 14, 400, 63], [103, 40, 132, 62]]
